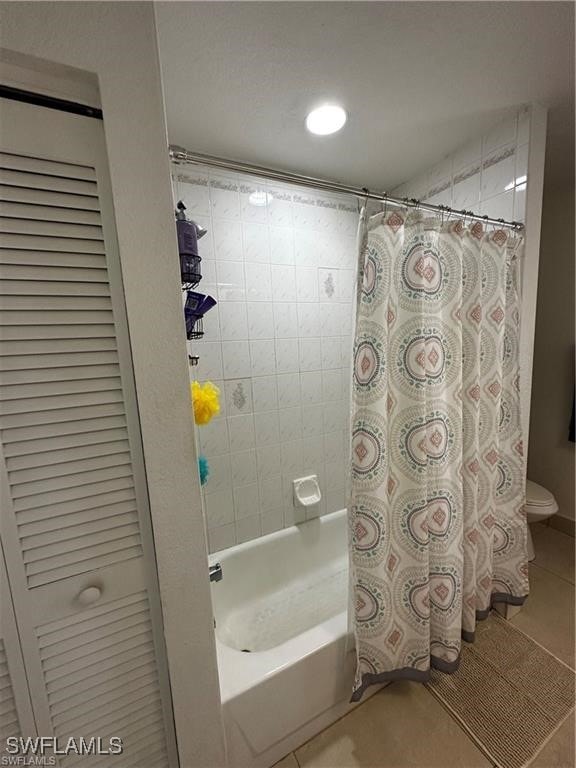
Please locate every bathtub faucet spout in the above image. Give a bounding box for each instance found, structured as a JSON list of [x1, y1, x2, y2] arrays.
[[209, 563, 223, 583]]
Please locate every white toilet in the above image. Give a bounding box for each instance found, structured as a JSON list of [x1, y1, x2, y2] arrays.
[[525, 480, 559, 561]]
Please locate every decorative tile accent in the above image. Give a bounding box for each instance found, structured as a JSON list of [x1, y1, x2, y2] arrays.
[[319, 268, 337, 301], [225, 378, 253, 415]]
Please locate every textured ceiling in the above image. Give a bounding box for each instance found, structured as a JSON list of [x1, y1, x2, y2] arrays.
[[156, 1, 574, 190]]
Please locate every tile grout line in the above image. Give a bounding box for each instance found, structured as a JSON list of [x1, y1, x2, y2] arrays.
[[506, 605, 576, 672], [530, 560, 576, 588]]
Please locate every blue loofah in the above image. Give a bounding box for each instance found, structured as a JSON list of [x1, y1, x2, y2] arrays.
[[198, 455, 209, 486]]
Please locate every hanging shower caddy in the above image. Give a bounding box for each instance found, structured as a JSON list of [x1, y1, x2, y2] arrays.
[[175, 200, 216, 352], [176, 200, 205, 288]]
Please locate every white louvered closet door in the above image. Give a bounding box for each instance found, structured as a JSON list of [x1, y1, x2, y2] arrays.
[[0, 97, 178, 767]]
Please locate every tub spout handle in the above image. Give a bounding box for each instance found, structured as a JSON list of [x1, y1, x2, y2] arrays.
[[209, 563, 223, 583]]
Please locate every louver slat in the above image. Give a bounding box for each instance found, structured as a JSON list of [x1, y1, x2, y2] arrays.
[[1, 202, 101, 226], [16, 490, 136, 529], [1, 377, 122, 400], [0, 157, 144, 591], [12, 476, 135, 515], [0, 326, 116, 342], [0, 235, 105, 253], [7, 438, 129, 470], [36, 594, 168, 766], [13, 464, 134, 502], [45, 644, 156, 694], [21, 511, 139, 551], [1, 403, 125, 432], [0, 342, 118, 360], [19, 501, 138, 539], [10, 451, 132, 485], [0, 185, 100, 211], [2, 295, 112, 310], [0, 217, 103, 240], [0, 264, 108, 281], [0, 363, 120, 386], [60, 709, 165, 768], [48, 653, 156, 708], [1, 390, 124, 417], [4, 427, 128, 457], [0, 168, 97, 196], [1, 413, 127, 444], [0, 279, 110, 295], [22, 504, 138, 554], [0, 152, 96, 181], [23, 524, 140, 564], [26, 547, 143, 588], [0, 309, 113, 325], [0, 249, 104, 267]]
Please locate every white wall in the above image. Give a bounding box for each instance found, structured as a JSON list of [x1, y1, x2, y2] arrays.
[[0, 3, 226, 766], [173, 166, 357, 551], [528, 177, 575, 521], [393, 105, 548, 457], [393, 106, 531, 223]]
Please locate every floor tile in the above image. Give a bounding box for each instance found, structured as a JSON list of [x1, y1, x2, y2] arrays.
[[295, 681, 492, 768], [511, 564, 575, 669], [273, 754, 299, 768], [530, 714, 575, 767], [531, 525, 575, 584]]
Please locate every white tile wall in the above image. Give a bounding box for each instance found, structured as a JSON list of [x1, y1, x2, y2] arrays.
[[173, 167, 357, 551], [393, 106, 531, 224]]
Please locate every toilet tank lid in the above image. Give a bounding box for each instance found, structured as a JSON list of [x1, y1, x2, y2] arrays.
[[526, 480, 557, 507]]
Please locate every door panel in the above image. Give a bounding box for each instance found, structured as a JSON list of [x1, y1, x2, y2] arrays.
[[0, 98, 178, 767]]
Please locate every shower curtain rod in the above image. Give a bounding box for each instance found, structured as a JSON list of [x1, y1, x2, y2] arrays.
[[169, 145, 525, 231]]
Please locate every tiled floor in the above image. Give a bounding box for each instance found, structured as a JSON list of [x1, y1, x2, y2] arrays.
[[274, 523, 575, 768]]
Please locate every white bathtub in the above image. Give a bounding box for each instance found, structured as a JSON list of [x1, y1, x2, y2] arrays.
[[209, 509, 382, 768]]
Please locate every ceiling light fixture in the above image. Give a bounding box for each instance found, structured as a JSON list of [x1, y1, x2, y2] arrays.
[[305, 104, 347, 136]]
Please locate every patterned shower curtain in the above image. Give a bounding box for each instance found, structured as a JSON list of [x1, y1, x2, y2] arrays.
[[349, 208, 528, 701]]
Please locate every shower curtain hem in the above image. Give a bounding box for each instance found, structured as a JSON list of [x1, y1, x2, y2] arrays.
[[350, 654, 459, 702], [351, 592, 528, 701], [350, 667, 431, 703], [462, 592, 528, 642]]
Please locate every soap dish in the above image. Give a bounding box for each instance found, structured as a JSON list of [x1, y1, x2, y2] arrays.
[[293, 475, 322, 507]]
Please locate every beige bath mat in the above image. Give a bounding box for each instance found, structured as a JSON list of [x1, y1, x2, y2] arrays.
[[425, 614, 575, 768]]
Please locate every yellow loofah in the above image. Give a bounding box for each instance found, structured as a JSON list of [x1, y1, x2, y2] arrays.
[[191, 380, 220, 425]]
